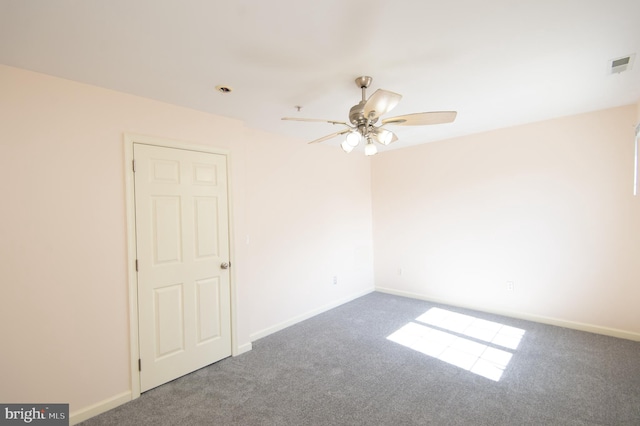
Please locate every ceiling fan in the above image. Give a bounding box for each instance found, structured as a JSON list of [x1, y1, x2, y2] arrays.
[[282, 76, 457, 155]]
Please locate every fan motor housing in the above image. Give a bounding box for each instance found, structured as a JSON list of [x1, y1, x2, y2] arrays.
[[349, 101, 378, 126]]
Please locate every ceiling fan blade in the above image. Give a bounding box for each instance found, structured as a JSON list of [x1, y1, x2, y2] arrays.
[[363, 89, 402, 120], [382, 111, 457, 126], [308, 129, 350, 144], [282, 117, 348, 126]]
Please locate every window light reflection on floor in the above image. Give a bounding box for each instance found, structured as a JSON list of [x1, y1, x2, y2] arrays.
[[416, 308, 525, 350], [387, 308, 525, 382]]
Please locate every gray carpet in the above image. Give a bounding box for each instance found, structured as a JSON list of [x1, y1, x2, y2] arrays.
[[81, 292, 640, 425]]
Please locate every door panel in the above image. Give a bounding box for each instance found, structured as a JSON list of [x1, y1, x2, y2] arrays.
[[196, 277, 221, 343], [134, 143, 231, 392], [152, 196, 182, 264], [154, 283, 185, 358], [194, 196, 219, 258]]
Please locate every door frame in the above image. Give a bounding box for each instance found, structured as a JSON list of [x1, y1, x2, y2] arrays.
[[124, 133, 238, 399]]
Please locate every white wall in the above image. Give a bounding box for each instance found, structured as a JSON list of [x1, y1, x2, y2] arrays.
[[244, 134, 374, 339], [2, 62, 636, 421], [372, 104, 640, 337], [0, 65, 374, 419]]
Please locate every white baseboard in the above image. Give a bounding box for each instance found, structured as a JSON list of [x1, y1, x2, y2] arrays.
[[376, 286, 640, 342], [235, 341, 253, 356], [250, 287, 374, 342], [69, 390, 132, 425]]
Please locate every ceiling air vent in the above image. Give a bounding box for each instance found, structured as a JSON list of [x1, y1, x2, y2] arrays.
[[610, 54, 635, 74]]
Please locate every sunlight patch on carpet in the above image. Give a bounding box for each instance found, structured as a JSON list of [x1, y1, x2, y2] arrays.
[[387, 308, 525, 381]]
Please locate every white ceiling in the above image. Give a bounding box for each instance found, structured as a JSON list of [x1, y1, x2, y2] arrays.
[[1, 0, 639, 152]]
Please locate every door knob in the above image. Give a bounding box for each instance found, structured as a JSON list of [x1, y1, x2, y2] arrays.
[[220, 262, 230, 269]]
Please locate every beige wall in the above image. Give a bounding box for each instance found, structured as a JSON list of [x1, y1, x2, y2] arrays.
[[2, 62, 637, 420], [372, 104, 640, 336], [244, 133, 374, 337], [0, 65, 374, 416]]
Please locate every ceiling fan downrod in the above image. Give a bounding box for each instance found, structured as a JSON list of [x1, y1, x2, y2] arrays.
[[355, 76, 372, 101], [349, 76, 377, 130]]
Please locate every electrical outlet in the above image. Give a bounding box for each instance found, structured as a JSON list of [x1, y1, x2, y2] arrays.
[[333, 276, 338, 285], [506, 281, 515, 291]]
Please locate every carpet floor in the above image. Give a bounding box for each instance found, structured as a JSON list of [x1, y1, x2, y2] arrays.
[[81, 292, 640, 425]]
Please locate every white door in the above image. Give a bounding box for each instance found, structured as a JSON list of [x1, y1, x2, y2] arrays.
[[134, 143, 231, 392]]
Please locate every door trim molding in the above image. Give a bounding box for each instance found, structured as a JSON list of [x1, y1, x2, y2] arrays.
[[123, 133, 237, 400]]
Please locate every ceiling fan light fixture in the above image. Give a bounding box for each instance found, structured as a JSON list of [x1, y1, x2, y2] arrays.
[[364, 140, 378, 156], [346, 131, 361, 147], [341, 140, 355, 153], [375, 128, 393, 145]]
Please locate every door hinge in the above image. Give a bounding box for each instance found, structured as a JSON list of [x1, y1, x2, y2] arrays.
[[132, 159, 136, 172], [135, 259, 139, 272], [138, 359, 141, 371]]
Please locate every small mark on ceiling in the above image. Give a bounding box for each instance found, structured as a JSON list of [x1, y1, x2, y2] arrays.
[[215, 85, 233, 93]]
